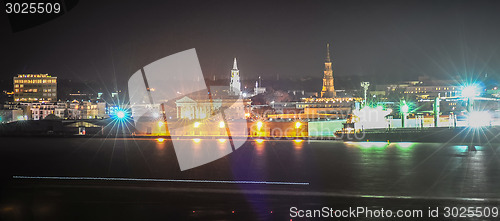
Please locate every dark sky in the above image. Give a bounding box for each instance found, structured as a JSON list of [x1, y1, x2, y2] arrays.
[[1, 0, 500, 90]]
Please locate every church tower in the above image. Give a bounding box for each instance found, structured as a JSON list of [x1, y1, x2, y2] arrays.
[[320, 43, 336, 98], [229, 58, 241, 95]]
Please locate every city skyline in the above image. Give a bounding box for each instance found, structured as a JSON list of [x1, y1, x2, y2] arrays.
[[2, 0, 500, 91]]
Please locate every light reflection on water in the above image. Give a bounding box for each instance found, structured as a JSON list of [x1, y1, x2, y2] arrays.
[[5, 137, 497, 200]]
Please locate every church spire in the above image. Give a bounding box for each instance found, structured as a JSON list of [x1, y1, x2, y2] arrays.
[[325, 43, 331, 63], [232, 58, 238, 70]]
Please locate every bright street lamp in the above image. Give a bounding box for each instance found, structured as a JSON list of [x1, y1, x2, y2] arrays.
[[462, 85, 480, 98], [256, 121, 263, 130], [295, 122, 302, 129]]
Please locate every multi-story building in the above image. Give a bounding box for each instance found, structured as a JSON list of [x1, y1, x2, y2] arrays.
[[25, 101, 107, 120], [13, 74, 57, 102], [403, 85, 460, 99]]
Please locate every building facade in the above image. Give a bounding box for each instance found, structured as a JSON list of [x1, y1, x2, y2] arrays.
[[13, 74, 57, 102]]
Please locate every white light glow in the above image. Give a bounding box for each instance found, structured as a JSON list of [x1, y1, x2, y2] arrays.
[[462, 85, 480, 98], [116, 111, 126, 119], [468, 111, 492, 128]]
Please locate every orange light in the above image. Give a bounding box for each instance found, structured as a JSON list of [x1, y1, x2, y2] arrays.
[[156, 138, 165, 142], [295, 122, 302, 129], [245, 113, 250, 118], [294, 139, 303, 143], [255, 139, 264, 144]]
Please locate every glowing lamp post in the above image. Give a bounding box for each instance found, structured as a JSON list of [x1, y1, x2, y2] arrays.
[[361, 82, 370, 106], [400, 102, 409, 128], [295, 121, 302, 137], [462, 85, 480, 112], [256, 121, 263, 130], [256, 121, 264, 137]]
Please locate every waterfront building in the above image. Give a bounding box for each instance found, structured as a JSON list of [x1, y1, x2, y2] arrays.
[[13, 74, 57, 102], [175, 96, 250, 120], [403, 85, 460, 99], [320, 44, 336, 98]]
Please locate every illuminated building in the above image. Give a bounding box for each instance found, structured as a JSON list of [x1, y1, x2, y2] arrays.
[[28, 101, 107, 120], [175, 96, 250, 120], [229, 58, 241, 96], [176, 96, 223, 120], [13, 74, 57, 102], [254, 76, 266, 96], [403, 85, 460, 99], [320, 44, 336, 98]]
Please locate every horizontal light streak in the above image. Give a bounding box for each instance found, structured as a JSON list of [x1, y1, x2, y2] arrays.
[[12, 176, 309, 185]]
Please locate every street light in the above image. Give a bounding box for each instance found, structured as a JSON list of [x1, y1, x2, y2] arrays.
[[256, 121, 263, 130], [219, 121, 225, 128], [116, 110, 126, 119], [158, 121, 164, 127], [295, 122, 302, 129], [462, 85, 480, 98], [400, 101, 409, 128], [361, 82, 370, 106], [401, 104, 409, 114], [295, 121, 302, 137], [194, 121, 201, 128], [462, 84, 481, 112]]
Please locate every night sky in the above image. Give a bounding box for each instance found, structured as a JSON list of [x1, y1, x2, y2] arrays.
[[1, 0, 500, 91]]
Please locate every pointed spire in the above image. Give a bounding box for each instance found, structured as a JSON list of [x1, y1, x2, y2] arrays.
[[233, 58, 238, 70], [325, 43, 331, 63]]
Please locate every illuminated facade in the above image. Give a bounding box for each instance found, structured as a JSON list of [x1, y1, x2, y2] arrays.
[[229, 58, 241, 95], [320, 44, 336, 98], [29, 101, 107, 120], [403, 85, 460, 99], [175, 96, 250, 120], [13, 74, 57, 102], [176, 96, 223, 120]]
